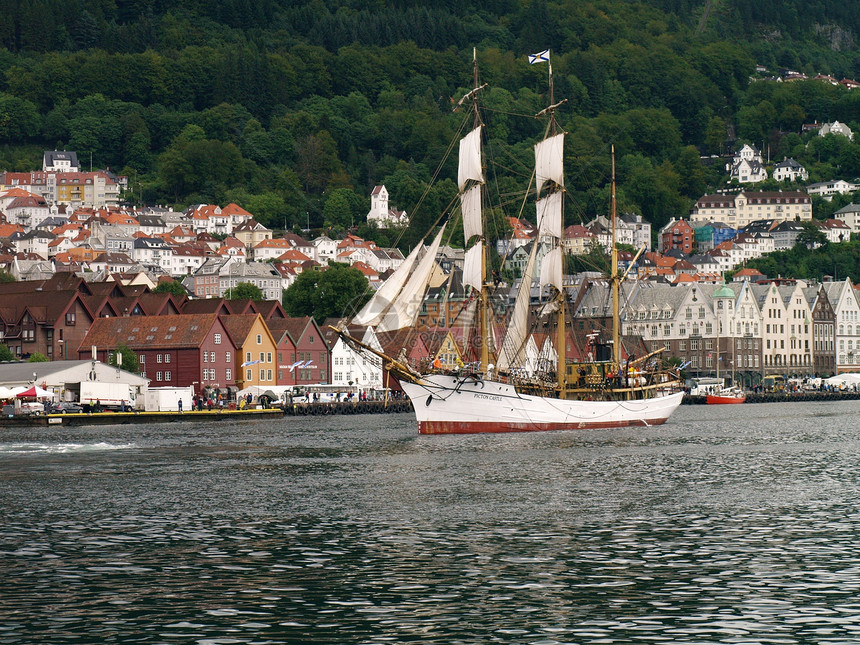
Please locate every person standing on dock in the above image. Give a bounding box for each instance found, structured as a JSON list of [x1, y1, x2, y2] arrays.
[[178, 398, 183, 413]]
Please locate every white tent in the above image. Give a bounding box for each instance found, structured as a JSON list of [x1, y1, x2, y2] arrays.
[[825, 374, 860, 387], [236, 385, 293, 401]]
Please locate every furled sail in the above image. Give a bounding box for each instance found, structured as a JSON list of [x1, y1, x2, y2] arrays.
[[535, 191, 562, 240], [540, 245, 563, 294], [463, 241, 483, 291], [458, 127, 484, 191], [497, 240, 539, 371], [378, 225, 447, 333], [535, 133, 564, 195], [352, 240, 424, 327], [461, 185, 482, 242]]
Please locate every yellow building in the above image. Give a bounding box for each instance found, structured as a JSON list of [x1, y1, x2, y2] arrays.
[[220, 313, 278, 389]]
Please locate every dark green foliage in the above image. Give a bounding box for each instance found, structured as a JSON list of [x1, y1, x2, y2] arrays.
[[108, 343, 140, 373], [282, 263, 372, 324], [0, 344, 15, 361], [225, 282, 264, 301], [0, 0, 857, 281], [746, 239, 860, 282], [152, 280, 188, 297]]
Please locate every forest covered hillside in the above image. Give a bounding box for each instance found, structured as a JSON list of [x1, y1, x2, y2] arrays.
[[1, 0, 859, 251]]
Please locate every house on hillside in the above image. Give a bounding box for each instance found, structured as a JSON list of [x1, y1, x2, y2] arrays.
[[367, 185, 408, 228], [726, 144, 767, 183], [772, 158, 808, 183]]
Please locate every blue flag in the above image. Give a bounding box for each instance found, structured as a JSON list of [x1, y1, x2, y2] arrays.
[[528, 49, 550, 64]]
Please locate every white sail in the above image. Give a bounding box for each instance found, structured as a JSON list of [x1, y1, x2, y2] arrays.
[[497, 241, 539, 371], [535, 133, 564, 195], [461, 185, 482, 242], [540, 245, 563, 293], [352, 239, 424, 327], [536, 191, 562, 240], [463, 241, 483, 291], [378, 225, 447, 333], [458, 126, 484, 191]]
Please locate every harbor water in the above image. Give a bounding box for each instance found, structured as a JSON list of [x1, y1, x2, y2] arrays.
[[2, 401, 860, 643]]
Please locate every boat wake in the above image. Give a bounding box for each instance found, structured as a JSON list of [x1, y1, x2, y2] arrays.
[[0, 442, 136, 455]]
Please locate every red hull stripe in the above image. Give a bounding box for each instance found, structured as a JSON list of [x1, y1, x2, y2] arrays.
[[706, 396, 746, 404], [418, 417, 671, 434]]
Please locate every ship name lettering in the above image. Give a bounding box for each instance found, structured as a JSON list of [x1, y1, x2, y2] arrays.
[[474, 393, 503, 402]]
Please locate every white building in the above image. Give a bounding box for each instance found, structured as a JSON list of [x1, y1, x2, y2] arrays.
[[367, 185, 408, 228], [219, 261, 283, 301], [43, 151, 80, 173], [807, 180, 858, 201], [312, 235, 339, 263], [727, 144, 767, 183], [330, 326, 383, 391], [824, 279, 860, 373], [819, 121, 854, 140], [834, 203, 860, 233], [772, 158, 808, 183], [690, 191, 811, 228]]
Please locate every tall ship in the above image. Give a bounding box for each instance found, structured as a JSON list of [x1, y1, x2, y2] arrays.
[[334, 50, 683, 434]]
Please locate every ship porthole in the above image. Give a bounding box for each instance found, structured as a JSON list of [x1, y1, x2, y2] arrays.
[[426, 395, 432, 406]]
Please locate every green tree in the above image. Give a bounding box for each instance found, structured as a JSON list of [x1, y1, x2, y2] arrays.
[[282, 263, 371, 324], [108, 342, 141, 373], [796, 222, 828, 249], [0, 344, 15, 361], [0, 270, 15, 283], [704, 116, 726, 155], [27, 352, 49, 362], [152, 280, 187, 297], [246, 192, 287, 229], [225, 282, 264, 301]]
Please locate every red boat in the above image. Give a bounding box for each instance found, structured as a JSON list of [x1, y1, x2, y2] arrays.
[[706, 388, 746, 404]]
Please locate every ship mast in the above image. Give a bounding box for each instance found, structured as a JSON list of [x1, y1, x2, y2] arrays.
[[610, 144, 621, 366], [534, 54, 567, 394], [461, 48, 492, 373]]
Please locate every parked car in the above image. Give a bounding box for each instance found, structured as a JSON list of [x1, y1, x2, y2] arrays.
[[19, 401, 45, 413], [49, 402, 84, 414]]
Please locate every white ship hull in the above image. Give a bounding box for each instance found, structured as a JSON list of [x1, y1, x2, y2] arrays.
[[401, 374, 684, 434]]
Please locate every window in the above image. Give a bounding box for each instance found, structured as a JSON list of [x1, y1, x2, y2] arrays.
[[210, 351, 216, 362], [267, 352, 272, 363], [309, 334, 314, 344], [267, 369, 273, 381], [139, 354, 145, 363], [246, 352, 251, 363], [65, 312, 76, 325], [214, 333, 221, 344], [226, 352, 231, 363], [157, 354, 163, 363], [256, 334, 262, 344], [246, 369, 252, 380], [156, 371, 163, 381], [260, 369, 265, 381], [226, 369, 232, 381], [165, 371, 171, 381], [203, 352, 208, 363]]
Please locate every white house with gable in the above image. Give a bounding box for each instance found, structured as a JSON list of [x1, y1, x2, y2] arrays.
[[330, 326, 383, 391], [367, 185, 408, 228], [772, 158, 808, 183], [727, 144, 767, 183]]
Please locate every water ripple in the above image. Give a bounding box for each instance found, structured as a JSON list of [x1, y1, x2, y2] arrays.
[[2, 404, 860, 642]]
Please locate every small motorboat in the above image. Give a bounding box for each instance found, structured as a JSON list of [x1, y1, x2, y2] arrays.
[[706, 387, 746, 404]]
